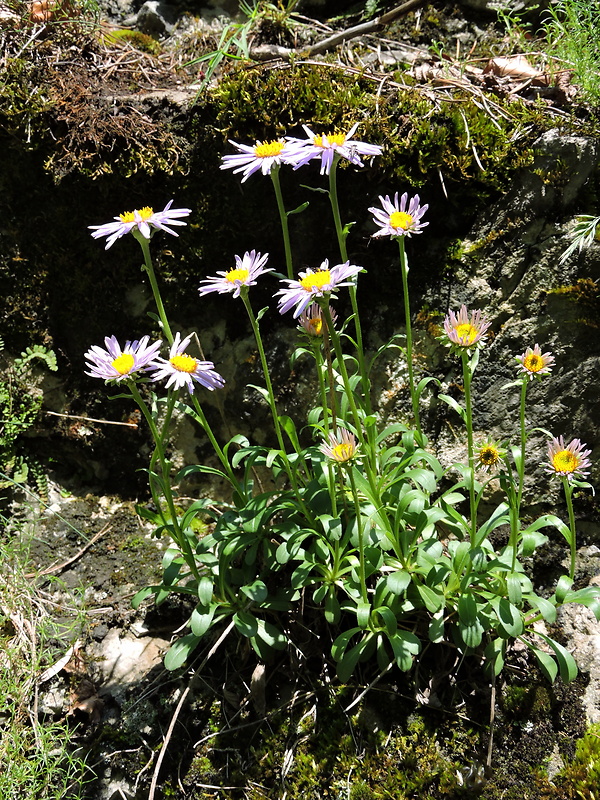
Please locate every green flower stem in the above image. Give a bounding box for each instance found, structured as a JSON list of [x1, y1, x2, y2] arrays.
[[328, 156, 371, 412], [189, 394, 245, 498], [241, 291, 316, 523], [321, 323, 338, 433], [503, 458, 519, 573], [321, 303, 364, 444], [398, 237, 421, 435], [312, 341, 331, 436], [135, 230, 244, 498], [346, 464, 368, 605], [328, 156, 348, 262], [505, 378, 529, 572], [321, 303, 392, 541], [270, 166, 294, 280], [517, 378, 528, 512], [461, 350, 478, 546], [129, 382, 201, 581], [241, 292, 286, 448], [135, 232, 174, 346], [561, 476, 578, 581]]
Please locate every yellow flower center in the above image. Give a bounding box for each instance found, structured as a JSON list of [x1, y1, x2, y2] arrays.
[[253, 140, 285, 158], [389, 211, 414, 230], [300, 270, 331, 292], [479, 446, 500, 466], [331, 443, 354, 462], [523, 353, 543, 372], [308, 317, 323, 335], [455, 323, 478, 344], [226, 268, 250, 284], [119, 206, 153, 223], [170, 354, 197, 373], [313, 133, 347, 148], [552, 450, 579, 473], [111, 353, 135, 375]]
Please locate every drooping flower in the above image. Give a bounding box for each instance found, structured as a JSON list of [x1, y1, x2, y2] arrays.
[[546, 436, 592, 482], [84, 335, 162, 382], [289, 123, 382, 175], [516, 344, 555, 380], [476, 440, 506, 473], [89, 200, 192, 250], [298, 303, 337, 337], [150, 332, 225, 394], [198, 251, 273, 299], [443, 305, 491, 350], [276, 259, 363, 318], [368, 192, 429, 238], [320, 428, 358, 463], [220, 139, 304, 182]]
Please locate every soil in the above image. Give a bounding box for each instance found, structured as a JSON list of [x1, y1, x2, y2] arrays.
[[4, 1, 600, 799]]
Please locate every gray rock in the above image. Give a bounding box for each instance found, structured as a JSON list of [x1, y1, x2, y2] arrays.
[[134, 0, 178, 36], [557, 595, 600, 723], [420, 129, 600, 509], [89, 628, 170, 704]]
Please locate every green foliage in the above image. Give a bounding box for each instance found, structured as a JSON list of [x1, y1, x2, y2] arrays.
[[559, 215, 600, 264], [497, 0, 600, 106], [190, 689, 467, 799], [545, 277, 600, 329], [100, 29, 162, 55], [210, 63, 544, 203], [187, 0, 301, 93], [552, 723, 600, 799], [0, 529, 87, 799], [0, 340, 56, 492], [542, 0, 600, 105]]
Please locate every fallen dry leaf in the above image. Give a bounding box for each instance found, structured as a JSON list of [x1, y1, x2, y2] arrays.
[[483, 55, 546, 84]]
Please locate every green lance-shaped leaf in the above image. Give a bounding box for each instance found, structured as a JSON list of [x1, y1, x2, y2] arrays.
[[164, 632, 202, 671], [490, 596, 524, 638], [457, 593, 484, 648]]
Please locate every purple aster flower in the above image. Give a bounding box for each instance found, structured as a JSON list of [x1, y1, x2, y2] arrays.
[[276, 259, 363, 318], [289, 123, 382, 175], [150, 332, 225, 394], [220, 139, 304, 182], [198, 251, 273, 299], [89, 200, 191, 250], [320, 428, 358, 463], [443, 305, 491, 350], [298, 303, 337, 337], [369, 192, 429, 238], [84, 335, 162, 382], [516, 344, 555, 380], [546, 436, 592, 482]]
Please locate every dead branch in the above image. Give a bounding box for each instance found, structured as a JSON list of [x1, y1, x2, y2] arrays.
[[250, 0, 429, 61]]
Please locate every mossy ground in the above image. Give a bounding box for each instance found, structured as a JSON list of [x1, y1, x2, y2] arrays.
[[77, 639, 600, 800]]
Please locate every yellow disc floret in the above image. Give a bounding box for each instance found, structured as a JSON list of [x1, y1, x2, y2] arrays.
[[552, 450, 579, 474], [523, 353, 543, 372], [301, 270, 331, 291], [111, 353, 135, 375], [253, 140, 285, 158], [331, 443, 355, 462], [389, 211, 414, 231], [308, 317, 323, 335], [226, 268, 250, 284], [120, 206, 154, 223], [170, 354, 198, 373], [313, 133, 347, 148], [479, 445, 500, 467], [455, 323, 478, 344]]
